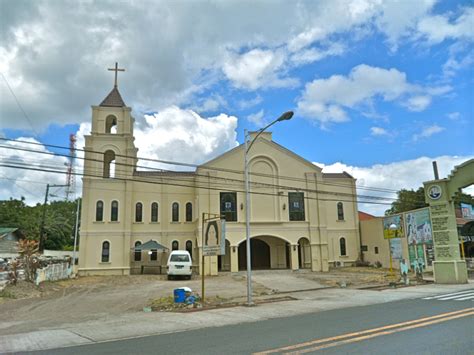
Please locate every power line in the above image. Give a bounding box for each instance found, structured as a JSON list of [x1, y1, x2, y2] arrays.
[[0, 149, 398, 203], [0, 161, 394, 206], [0, 73, 39, 137], [0, 141, 400, 203], [0, 137, 401, 194]]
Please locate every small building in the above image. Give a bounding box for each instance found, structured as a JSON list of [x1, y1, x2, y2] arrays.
[[0, 228, 24, 258]]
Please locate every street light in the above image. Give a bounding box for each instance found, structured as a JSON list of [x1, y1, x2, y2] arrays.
[[244, 111, 294, 306]]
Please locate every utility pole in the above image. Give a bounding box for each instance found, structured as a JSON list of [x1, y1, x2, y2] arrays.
[[39, 183, 69, 252]]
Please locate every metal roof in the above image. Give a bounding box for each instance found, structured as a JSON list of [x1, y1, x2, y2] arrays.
[[134, 240, 168, 251], [99, 87, 126, 107]]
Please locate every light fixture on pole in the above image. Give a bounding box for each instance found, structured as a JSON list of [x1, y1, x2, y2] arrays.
[[244, 110, 294, 306]]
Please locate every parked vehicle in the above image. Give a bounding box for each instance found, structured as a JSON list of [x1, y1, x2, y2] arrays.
[[167, 250, 192, 280]]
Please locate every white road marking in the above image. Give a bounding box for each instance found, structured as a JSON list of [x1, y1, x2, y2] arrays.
[[423, 289, 474, 301], [423, 289, 474, 300]]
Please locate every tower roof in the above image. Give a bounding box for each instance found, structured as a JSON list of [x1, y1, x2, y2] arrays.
[[99, 87, 126, 107]]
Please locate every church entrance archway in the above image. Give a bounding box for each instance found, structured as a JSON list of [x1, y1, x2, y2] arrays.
[[298, 237, 311, 269], [238, 236, 289, 270]]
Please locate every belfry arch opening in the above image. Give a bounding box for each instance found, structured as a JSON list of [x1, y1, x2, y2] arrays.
[[105, 115, 118, 134], [238, 236, 290, 270], [103, 150, 116, 178]]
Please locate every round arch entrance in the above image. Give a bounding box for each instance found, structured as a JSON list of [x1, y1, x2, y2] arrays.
[[238, 236, 290, 270]]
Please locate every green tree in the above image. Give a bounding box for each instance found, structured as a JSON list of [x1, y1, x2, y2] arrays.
[[0, 197, 80, 250], [385, 187, 474, 216], [385, 187, 428, 215]]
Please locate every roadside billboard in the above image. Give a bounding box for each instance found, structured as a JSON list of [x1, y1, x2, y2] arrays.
[[202, 219, 226, 256], [383, 215, 404, 239], [405, 208, 433, 245], [461, 203, 473, 219]]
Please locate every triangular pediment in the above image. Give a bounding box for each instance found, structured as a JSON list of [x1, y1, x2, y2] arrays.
[[199, 137, 322, 173]]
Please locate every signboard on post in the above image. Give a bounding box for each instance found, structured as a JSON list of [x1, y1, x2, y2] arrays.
[[383, 215, 404, 239], [202, 218, 226, 256]]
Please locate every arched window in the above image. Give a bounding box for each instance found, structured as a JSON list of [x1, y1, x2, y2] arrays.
[[340, 237, 347, 256], [134, 241, 141, 261], [186, 202, 193, 222], [186, 240, 193, 258], [337, 202, 344, 221], [103, 150, 116, 178], [96, 201, 104, 222], [172, 202, 179, 222], [151, 202, 158, 222], [101, 241, 110, 262], [172, 240, 179, 251], [135, 202, 143, 222], [105, 115, 118, 134], [111, 200, 119, 221]]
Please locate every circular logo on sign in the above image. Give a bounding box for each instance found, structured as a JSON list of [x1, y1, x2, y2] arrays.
[[428, 185, 442, 200]]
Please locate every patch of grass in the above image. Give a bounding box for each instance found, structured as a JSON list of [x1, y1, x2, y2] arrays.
[[0, 289, 16, 299]]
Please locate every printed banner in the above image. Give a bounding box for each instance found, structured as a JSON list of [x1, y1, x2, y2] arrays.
[[390, 238, 403, 260], [202, 219, 226, 256], [405, 208, 433, 245]]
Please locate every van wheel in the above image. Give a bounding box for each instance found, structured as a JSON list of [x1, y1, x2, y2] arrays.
[[167, 275, 172, 280], [187, 275, 192, 280]]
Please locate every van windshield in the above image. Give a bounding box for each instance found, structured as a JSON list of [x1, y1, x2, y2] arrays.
[[170, 254, 190, 262]]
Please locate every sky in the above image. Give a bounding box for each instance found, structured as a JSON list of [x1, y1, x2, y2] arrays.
[[0, 0, 473, 215]]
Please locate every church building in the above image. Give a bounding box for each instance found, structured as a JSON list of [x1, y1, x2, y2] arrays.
[[78, 67, 361, 276]]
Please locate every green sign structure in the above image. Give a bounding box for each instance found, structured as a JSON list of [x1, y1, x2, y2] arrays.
[[424, 159, 473, 284]]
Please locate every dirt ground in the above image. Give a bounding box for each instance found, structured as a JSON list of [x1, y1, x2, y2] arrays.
[[0, 267, 405, 336]]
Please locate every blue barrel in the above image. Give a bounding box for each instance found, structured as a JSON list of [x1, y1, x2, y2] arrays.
[[174, 288, 186, 303]]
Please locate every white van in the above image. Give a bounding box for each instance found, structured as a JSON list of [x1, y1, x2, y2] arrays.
[[167, 250, 192, 280]]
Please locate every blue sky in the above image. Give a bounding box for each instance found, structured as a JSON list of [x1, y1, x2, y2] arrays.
[[0, 0, 472, 214]]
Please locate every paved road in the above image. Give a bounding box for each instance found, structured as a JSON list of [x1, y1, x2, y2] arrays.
[[31, 289, 473, 355]]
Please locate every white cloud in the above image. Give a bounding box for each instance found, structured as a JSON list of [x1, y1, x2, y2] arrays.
[[297, 64, 451, 126], [133, 107, 238, 168], [290, 42, 346, 65], [316, 155, 474, 216], [0, 138, 70, 203], [447, 112, 460, 121], [404, 95, 432, 112], [223, 49, 298, 90], [247, 109, 265, 126], [370, 127, 390, 136], [374, 0, 436, 49], [0, 1, 471, 132], [417, 7, 474, 44], [412, 124, 445, 142], [237, 95, 263, 110]]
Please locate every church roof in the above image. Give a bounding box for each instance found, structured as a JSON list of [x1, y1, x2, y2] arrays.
[[134, 240, 168, 251], [99, 87, 126, 107]]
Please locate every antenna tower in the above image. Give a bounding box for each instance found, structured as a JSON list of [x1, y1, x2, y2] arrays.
[[65, 133, 77, 200]]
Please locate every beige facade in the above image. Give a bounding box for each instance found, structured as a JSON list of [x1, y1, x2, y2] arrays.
[[78, 86, 360, 276]]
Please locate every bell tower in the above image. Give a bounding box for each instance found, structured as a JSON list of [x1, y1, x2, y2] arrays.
[[83, 63, 138, 180]]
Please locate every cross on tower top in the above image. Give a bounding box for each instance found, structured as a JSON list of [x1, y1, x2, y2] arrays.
[[107, 62, 125, 87]]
